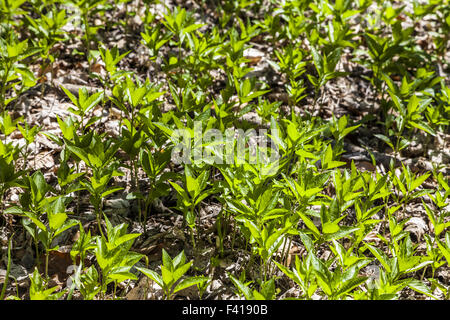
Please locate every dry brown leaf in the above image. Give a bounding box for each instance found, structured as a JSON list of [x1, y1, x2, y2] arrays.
[[244, 55, 262, 66], [126, 277, 153, 300], [33, 151, 55, 170]]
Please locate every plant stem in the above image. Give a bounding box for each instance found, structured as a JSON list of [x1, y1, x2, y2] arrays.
[[45, 250, 49, 279], [83, 11, 90, 57], [190, 227, 196, 249], [0, 234, 13, 300], [96, 202, 105, 238], [0, 64, 10, 113], [75, 162, 81, 215], [34, 225, 40, 269], [0, 188, 5, 219]]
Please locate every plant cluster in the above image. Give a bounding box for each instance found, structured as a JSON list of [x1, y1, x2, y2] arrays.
[[0, 0, 449, 300]]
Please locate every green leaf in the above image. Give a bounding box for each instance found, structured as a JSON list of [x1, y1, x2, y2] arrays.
[[101, 187, 123, 198], [173, 276, 207, 294], [311, 47, 324, 76], [114, 233, 141, 247], [409, 121, 436, 136], [66, 144, 90, 166], [108, 266, 138, 282], [161, 265, 174, 287], [61, 86, 78, 106], [162, 249, 173, 270], [365, 243, 391, 273], [229, 275, 254, 300], [54, 219, 78, 237], [136, 267, 164, 288], [182, 23, 205, 34], [298, 211, 321, 239], [436, 239, 450, 265], [322, 222, 340, 234], [324, 226, 359, 241], [169, 181, 191, 205], [336, 277, 368, 297], [374, 134, 394, 150], [48, 212, 67, 231], [407, 279, 438, 300], [410, 173, 430, 191], [24, 212, 46, 231], [173, 261, 192, 283], [186, 174, 198, 198]]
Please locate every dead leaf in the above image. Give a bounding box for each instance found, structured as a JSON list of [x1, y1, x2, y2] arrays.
[[33, 151, 55, 170], [126, 277, 152, 300], [405, 217, 428, 241], [244, 55, 262, 66], [364, 230, 383, 243], [39, 250, 74, 285]]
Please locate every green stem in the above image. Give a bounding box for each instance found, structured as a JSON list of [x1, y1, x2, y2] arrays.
[[0, 188, 5, 219], [45, 250, 49, 279], [0, 64, 10, 112], [190, 227, 196, 250], [22, 142, 29, 171], [83, 11, 90, 58], [76, 162, 81, 215], [143, 197, 150, 234], [34, 225, 40, 269], [96, 202, 105, 238], [231, 219, 237, 251], [0, 234, 13, 300]]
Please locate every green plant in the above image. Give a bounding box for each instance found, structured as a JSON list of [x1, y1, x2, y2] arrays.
[[94, 215, 144, 298], [41, 198, 78, 277], [64, 133, 123, 236], [92, 44, 130, 89], [29, 268, 65, 300], [17, 121, 39, 170], [0, 115, 23, 215], [0, 0, 26, 30], [136, 249, 207, 300], [307, 46, 347, 107], [138, 145, 171, 232], [0, 233, 13, 300], [0, 0, 449, 302], [169, 166, 214, 248], [161, 6, 204, 68], [24, 5, 70, 87], [61, 86, 104, 134], [70, 0, 106, 59], [230, 275, 277, 300], [141, 25, 170, 62], [9, 171, 52, 268], [10, 178, 78, 277], [0, 34, 40, 111], [71, 264, 101, 300]]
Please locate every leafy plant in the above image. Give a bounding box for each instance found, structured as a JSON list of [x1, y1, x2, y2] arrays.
[[0, 34, 40, 111], [230, 275, 277, 300], [169, 166, 214, 247], [136, 249, 207, 300], [64, 132, 123, 235], [94, 215, 144, 298], [29, 268, 65, 300], [307, 46, 347, 106]]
